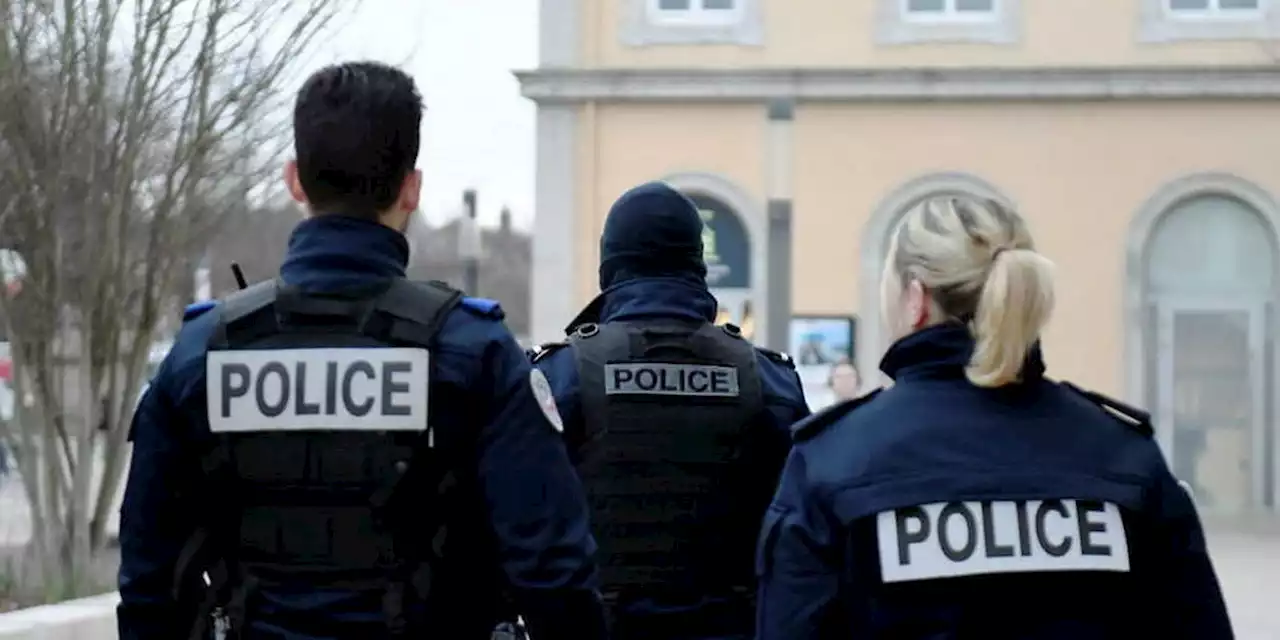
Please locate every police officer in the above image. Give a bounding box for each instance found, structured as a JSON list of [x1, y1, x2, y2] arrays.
[[116, 62, 607, 640], [756, 195, 1234, 639], [530, 182, 811, 639]]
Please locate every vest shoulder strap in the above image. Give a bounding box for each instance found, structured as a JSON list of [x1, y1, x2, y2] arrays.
[[221, 279, 279, 323], [209, 280, 280, 349], [1060, 381, 1154, 438], [791, 388, 883, 443], [370, 279, 463, 348]]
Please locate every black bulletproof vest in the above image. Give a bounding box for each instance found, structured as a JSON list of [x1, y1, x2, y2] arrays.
[[195, 278, 460, 636], [571, 320, 764, 593]]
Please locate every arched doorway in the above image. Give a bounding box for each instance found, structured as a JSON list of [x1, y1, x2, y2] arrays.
[[1135, 179, 1279, 516], [858, 173, 1014, 380], [661, 172, 767, 344], [686, 192, 755, 339]]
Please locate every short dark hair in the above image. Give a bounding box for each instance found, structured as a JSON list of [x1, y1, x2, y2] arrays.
[[293, 61, 423, 216]]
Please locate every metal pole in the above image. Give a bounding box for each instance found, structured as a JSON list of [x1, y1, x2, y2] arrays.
[[461, 189, 481, 295]]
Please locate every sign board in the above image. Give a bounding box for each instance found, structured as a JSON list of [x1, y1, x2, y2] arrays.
[[688, 193, 751, 290], [788, 315, 858, 411]]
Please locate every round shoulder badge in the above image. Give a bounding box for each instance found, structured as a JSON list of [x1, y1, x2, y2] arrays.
[[529, 369, 564, 433]]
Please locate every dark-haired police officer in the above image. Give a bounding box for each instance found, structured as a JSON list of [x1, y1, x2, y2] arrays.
[[530, 182, 811, 640], [117, 61, 606, 640], [756, 195, 1233, 639]]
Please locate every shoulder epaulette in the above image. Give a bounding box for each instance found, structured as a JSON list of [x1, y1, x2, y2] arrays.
[[791, 388, 883, 443], [182, 300, 216, 321], [755, 347, 795, 369], [1060, 381, 1153, 438], [529, 340, 569, 364], [459, 296, 504, 320]]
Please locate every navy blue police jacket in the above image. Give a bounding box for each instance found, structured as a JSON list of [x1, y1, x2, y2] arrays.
[[117, 215, 605, 640], [532, 277, 811, 631], [756, 323, 1234, 640]]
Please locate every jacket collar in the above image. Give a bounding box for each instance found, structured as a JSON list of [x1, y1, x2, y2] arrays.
[[279, 215, 409, 290], [879, 322, 1047, 383], [565, 277, 718, 333]]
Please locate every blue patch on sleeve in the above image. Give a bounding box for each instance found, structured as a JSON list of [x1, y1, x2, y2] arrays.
[[182, 300, 216, 321], [460, 296, 504, 319]]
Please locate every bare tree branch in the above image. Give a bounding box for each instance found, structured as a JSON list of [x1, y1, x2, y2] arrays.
[[0, 0, 350, 599]]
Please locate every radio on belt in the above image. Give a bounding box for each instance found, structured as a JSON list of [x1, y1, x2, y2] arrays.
[[205, 347, 430, 433]]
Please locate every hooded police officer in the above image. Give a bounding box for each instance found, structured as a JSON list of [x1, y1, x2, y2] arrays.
[[529, 182, 811, 640], [117, 62, 607, 640], [757, 195, 1233, 639]]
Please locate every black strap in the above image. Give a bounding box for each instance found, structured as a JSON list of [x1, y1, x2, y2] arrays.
[[369, 280, 462, 347], [208, 280, 279, 350]]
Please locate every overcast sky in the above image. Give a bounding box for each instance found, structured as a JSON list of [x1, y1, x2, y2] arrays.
[[307, 0, 539, 229]]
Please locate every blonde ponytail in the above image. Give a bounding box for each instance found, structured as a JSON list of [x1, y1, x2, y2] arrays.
[[966, 248, 1056, 387]]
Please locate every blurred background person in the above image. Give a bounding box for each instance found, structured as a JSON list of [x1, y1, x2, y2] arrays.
[[827, 358, 861, 401]]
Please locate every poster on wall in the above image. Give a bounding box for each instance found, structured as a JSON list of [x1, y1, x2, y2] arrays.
[[788, 315, 857, 411]]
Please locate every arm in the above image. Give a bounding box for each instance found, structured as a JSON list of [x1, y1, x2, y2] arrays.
[[757, 448, 840, 640], [476, 331, 607, 640], [1147, 464, 1234, 639], [531, 351, 586, 465], [116, 363, 203, 640]]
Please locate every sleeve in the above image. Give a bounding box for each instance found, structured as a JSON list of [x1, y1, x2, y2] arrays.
[[532, 353, 586, 464], [756, 448, 841, 640], [475, 331, 608, 640], [1146, 465, 1235, 639], [115, 365, 204, 640]]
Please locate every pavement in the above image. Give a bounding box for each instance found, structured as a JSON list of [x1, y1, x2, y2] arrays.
[[2, 475, 1279, 637]]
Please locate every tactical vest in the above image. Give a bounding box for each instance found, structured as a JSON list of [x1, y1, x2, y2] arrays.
[[570, 319, 764, 595], [183, 278, 460, 639]]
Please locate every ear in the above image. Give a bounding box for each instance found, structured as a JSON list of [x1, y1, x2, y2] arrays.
[[905, 279, 931, 330], [284, 160, 307, 204], [397, 169, 423, 214]]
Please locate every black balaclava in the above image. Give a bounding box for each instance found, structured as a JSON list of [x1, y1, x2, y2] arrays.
[[598, 181, 708, 290]]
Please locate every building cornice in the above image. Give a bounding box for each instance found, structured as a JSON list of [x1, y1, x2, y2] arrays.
[[515, 66, 1280, 103]]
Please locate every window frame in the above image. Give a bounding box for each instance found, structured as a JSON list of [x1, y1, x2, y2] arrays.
[[1139, 0, 1276, 41], [1164, 0, 1265, 21], [622, 0, 763, 47], [900, 0, 1001, 24], [646, 0, 744, 28]]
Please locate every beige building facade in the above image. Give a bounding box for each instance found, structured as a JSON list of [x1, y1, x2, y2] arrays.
[[517, 0, 1280, 517]]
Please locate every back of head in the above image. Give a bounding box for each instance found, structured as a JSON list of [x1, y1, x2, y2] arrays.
[[292, 61, 422, 218], [598, 182, 708, 289], [887, 196, 1056, 387]]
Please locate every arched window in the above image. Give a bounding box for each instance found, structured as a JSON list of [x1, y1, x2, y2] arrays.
[[1135, 179, 1280, 516]]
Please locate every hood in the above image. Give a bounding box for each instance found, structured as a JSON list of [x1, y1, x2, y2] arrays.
[[598, 181, 707, 290]]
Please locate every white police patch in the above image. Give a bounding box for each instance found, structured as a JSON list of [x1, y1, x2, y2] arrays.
[[205, 348, 429, 433], [876, 499, 1130, 583], [529, 368, 563, 433]]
